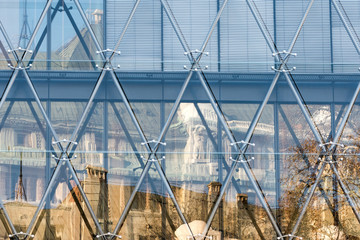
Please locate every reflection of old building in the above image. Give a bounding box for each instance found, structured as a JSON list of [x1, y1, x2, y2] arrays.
[[0, 98, 359, 239], [0, 166, 273, 240]]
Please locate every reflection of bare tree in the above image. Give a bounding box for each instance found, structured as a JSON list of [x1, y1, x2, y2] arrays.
[[280, 133, 360, 239]]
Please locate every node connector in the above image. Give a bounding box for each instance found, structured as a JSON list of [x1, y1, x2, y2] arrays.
[[187, 233, 212, 239], [318, 141, 344, 148], [96, 232, 122, 239], [229, 156, 254, 163], [9, 231, 35, 239], [95, 64, 121, 71], [277, 234, 302, 240], [272, 50, 297, 57], [230, 140, 255, 147], [7, 47, 33, 54], [96, 49, 121, 55], [52, 139, 78, 146], [52, 154, 77, 161], [141, 139, 166, 146], [140, 155, 165, 163], [317, 156, 343, 164], [7, 63, 32, 70], [271, 66, 296, 72], [184, 49, 209, 56], [183, 65, 208, 71]]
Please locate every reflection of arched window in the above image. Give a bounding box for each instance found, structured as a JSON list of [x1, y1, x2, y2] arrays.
[[16, 132, 26, 145]]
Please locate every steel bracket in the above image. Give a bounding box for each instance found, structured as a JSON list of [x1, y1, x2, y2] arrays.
[[272, 50, 297, 57], [271, 66, 296, 72], [96, 232, 122, 239], [187, 233, 212, 239], [230, 140, 255, 147], [96, 49, 121, 55], [277, 234, 302, 239], [183, 65, 208, 71], [7, 63, 32, 70], [52, 139, 78, 146], [229, 156, 254, 163], [318, 141, 344, 148], [184, 49, 209, 56], [95, 64, 120, 71], [9, 231, 35, 239], [141, 139, 166, 146], [318, 156, 343, 164], [7, 47, 33, 54]]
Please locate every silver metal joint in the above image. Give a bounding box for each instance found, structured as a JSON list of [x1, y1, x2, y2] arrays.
[[7, 47, 33, 54], [187, 233, 212, 239], [229, 156, 254, 163], [318, 156, 343, 164], [52, 154, 76, 162], [230, 140, 255, 147], [96, 232, 122, 239], [7, 63, 32, 70], [271, 66, 296, 72], [277, 234, 302, 239], [140, 155, 165, 162], [183, 65, 208, 71], [95, 64, 121, 71], [141, 139, 166, 146], [96, 49, 121, 55], [184, 49, 209, 56], [9, 231, 35, 239], [52, 139, 78, 146], [272, 50, 297, 57], [318, 141, 344, 148]]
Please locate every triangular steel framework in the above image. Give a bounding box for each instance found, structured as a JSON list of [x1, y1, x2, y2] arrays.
[[0, 0, 359, 240]]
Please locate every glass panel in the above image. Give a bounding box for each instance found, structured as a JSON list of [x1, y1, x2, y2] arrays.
[[0, 0, 48, 50], [30, 162, 97, 240], [23, 0, 105, 71], [332, 0, 360, 73], [108, 0, 162, 71], [71, 96, 150, 233], [0, 151, 50, 234], [220, 0, 274, 73], [164, 153, 221, 234], [117, 168, 184, 239], [208, 154, 277, 240], [163, 0, 218, 71]]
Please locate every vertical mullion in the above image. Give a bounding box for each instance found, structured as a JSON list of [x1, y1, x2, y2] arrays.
[[274, 99, 281, 228], [331, 99, 339, 226], [217, 0, 221, 72], [273, 0, 277, 68], [46, 4, 51, 70], [329, 0, 334, 73], [161, 3, 164, 71]]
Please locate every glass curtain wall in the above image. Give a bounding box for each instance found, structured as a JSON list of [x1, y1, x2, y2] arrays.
[[0, 0, 359, 239]]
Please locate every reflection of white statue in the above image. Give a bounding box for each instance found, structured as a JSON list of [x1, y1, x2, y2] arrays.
[[184, 125, 207, 163], [175, 220, 221, 240]]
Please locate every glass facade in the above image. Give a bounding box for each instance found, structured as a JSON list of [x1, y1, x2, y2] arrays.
[[0, 0, 359, 239]]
